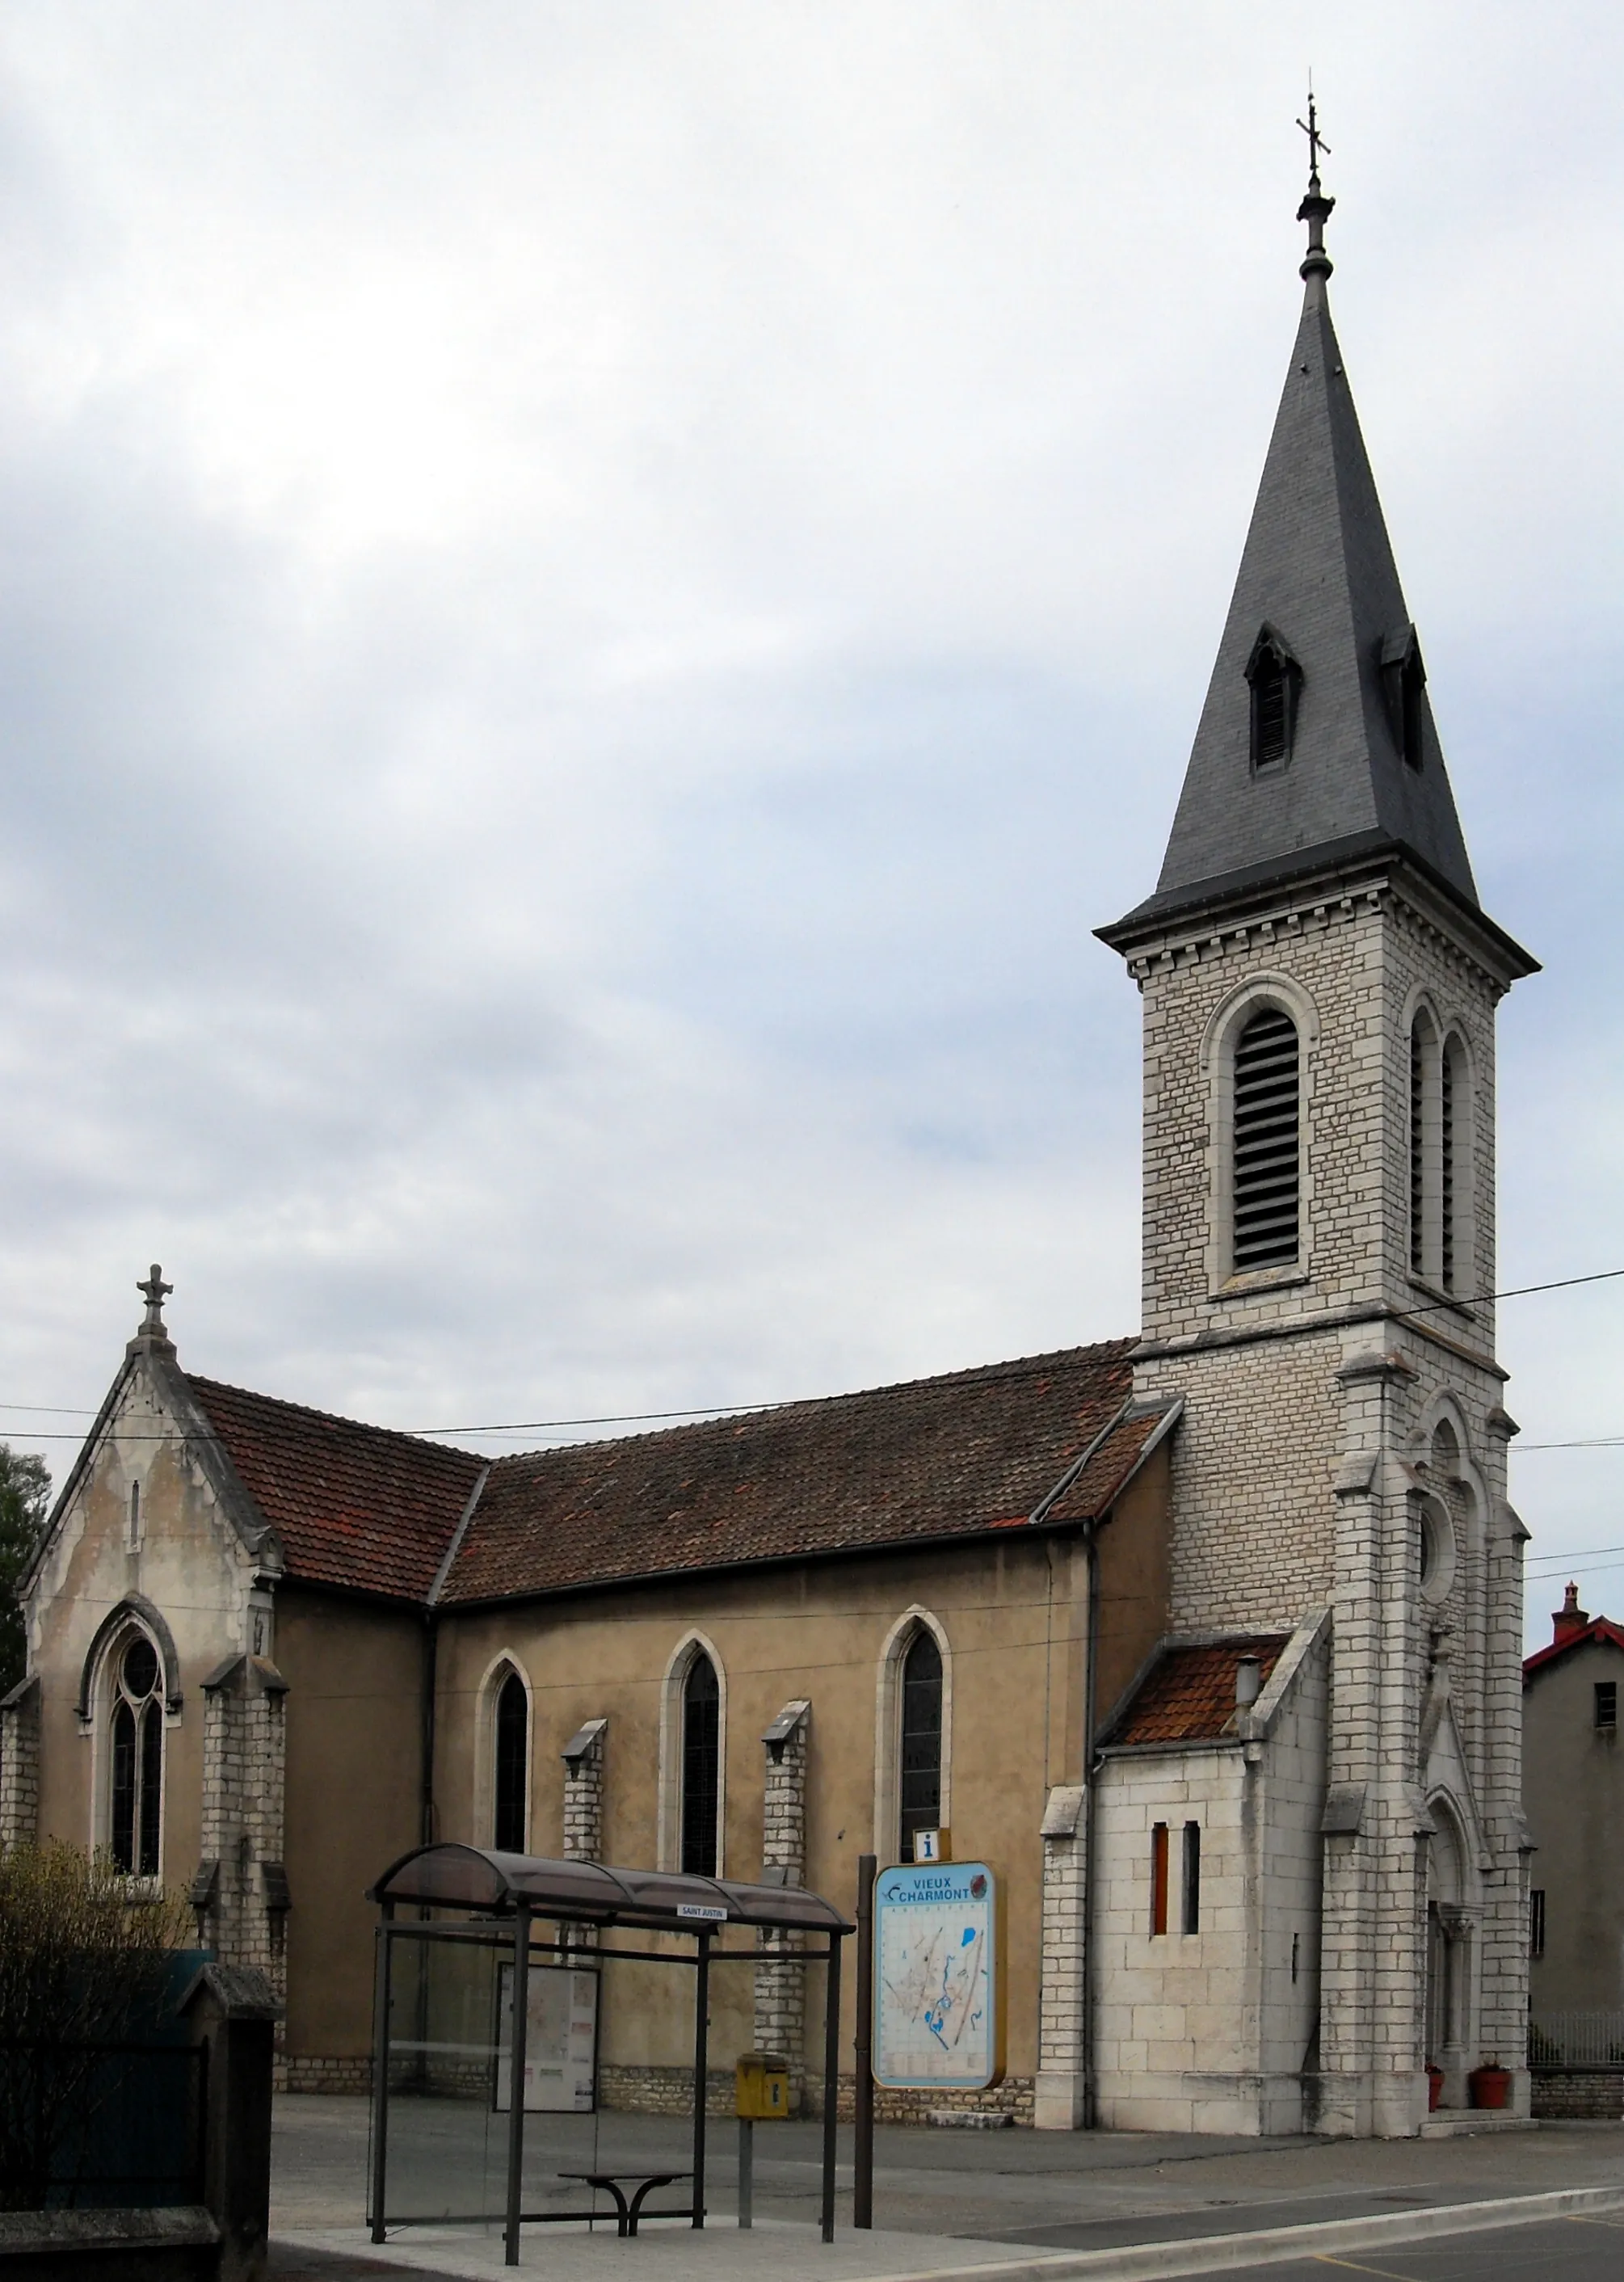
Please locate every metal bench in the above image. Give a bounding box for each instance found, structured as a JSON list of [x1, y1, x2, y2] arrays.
[[556, 2169, 696, 2237]]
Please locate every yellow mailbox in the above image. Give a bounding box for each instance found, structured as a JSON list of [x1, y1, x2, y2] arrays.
[[735, 2051, 791, 2120]]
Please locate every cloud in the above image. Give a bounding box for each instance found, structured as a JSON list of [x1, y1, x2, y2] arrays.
[[0, 3, 1620, 1645]]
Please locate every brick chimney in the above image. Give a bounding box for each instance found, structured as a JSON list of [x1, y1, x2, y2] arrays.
[[1553, 1582, 1590, 1645]]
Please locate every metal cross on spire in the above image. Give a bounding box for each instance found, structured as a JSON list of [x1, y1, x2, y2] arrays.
[[1294, 81, 1335, 286], [1296, 84, 1331, 192]]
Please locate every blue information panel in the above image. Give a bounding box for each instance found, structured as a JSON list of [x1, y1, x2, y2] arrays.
[[873, 1861, 1000, 2090]]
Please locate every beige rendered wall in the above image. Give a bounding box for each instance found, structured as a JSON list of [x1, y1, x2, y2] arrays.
[[1525, 1641, 1624, 2015], [27, 1357, 257, 1893], [432, 1508, 1169, 2093], [277, 1584, 427, 2061]]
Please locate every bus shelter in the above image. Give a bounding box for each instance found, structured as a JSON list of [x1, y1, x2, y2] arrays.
[[367, 1843, 852, 2267]]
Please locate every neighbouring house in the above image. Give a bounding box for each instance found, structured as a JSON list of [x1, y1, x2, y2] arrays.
[[0, 143, 1538, 2137], [1524, 1585, 1624, 2014]]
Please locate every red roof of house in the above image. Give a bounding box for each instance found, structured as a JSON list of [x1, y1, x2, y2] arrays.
[[183, 1341, 1163, 1606], [1524, 1618, 1624, 1680], [1108, 1635, 1290, 1747], [187, 1376, 485, 1601], [440, 1341, 1155, 1606]]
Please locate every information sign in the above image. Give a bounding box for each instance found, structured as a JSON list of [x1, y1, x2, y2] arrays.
[[494, 1960, 599, 2112], [872, 1861, 1000, 2090]]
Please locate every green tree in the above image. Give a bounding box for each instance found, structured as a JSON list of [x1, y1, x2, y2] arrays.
[[0, 1444, 51, 1697]]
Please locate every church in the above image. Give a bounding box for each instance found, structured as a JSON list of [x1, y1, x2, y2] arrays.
[[0, 148, 1537, 2139]]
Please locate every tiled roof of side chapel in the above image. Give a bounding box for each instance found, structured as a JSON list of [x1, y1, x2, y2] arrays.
[[177, 1340, 1163, 1607]]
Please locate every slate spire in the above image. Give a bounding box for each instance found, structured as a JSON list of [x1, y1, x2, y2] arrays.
[[1124, 131, 1478, 925]]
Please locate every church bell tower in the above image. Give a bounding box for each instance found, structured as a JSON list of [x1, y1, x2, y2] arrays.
[[1098, 120, 1538, 2135]]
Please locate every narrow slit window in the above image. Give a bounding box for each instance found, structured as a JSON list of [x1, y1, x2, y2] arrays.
[[1151, 1822, 1169, 1936], [1181, 1822, 1201, 1934], [898, 1629, 944, 1863], [680, 1652, 721, 1874], [128, 1482, 141, 1550], [493, 1671, 528, 1853], [1231, 1007, 1300, 1270], [1596, 1681, 1618, 1733], [1410, 1023, 1425, 1278], [1440, 1043, 1455, 1290], [1529, 1889, 1546, 1960]]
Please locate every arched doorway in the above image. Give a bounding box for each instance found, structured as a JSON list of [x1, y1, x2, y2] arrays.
[[1424, 1801, 1476, 2106]]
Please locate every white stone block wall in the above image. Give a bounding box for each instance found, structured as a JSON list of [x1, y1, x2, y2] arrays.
[[755, 1701, 810, 2075], [1035, 1783, 1087, 2129], [197, 1654, 289, 2013], [562, 1720, 607, 1860], [0, 1676, 40, 1846]]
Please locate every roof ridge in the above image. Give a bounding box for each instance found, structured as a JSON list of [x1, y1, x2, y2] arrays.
[[185, 1372, 480, 1463], [484, 1337, 1138, 1472]]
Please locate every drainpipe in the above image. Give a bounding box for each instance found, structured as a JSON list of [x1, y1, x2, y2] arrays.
[[1081, 1517, 1101, 2129], [420, 1615, 439, 1849]]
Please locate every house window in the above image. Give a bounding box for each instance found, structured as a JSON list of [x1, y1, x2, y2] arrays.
[[898, 1628, 944, 1862], [1596, 1681, 1617, 1733], [493, 1671, 528, 1852], [1181, 1821, 1201, 1935], [109, 1633, 162, 1877], [1151, 1822, 1170, 1936], [1231, 1007, 1299, 1270], [681, 1651, 721, 1874], [1529, 1889, 1546, 1960]]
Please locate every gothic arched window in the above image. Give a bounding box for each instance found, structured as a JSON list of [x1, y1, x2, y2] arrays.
[[680, 1652, 721, 1875], [493, 1670, 528, 1853], [1231, 1006, 1300, 1270], [898, 1629, 944, 1862], [1411, 1015, 1467, 1293], [109, 1632, 163, 1877]]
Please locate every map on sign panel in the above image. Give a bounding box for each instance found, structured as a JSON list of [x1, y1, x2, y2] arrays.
[[872, 1862, 999, 2090]]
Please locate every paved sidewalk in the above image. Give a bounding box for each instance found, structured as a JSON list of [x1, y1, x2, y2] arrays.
[[270, 2095, 1624, 2280]]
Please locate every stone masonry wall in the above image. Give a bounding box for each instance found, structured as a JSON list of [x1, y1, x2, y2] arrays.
[[755, 1700, 809, 2081], [0, 1676, 41, 1847], [198, 1655, 289, 2018]]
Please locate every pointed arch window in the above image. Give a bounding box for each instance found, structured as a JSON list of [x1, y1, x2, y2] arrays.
[[1231, 1006, 1300, 1269], [1245, 625, 1302, 773], [680, 1652, 721, 1875], [109, 1633, 163, 1877], [493, 1670, 529, 1853], [898, 1629, 944, 1862], [1410, 1014, 1467, 1292]]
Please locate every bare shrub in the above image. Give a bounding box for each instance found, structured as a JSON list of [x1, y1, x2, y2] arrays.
[[0, 1842, 188, 2210]]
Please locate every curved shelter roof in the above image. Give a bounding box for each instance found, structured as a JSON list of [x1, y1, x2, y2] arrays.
[[370, 1842, 853, 1935]]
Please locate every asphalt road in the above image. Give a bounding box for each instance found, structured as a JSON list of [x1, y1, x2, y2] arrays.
[[1217, 2209, 1624, 2280]]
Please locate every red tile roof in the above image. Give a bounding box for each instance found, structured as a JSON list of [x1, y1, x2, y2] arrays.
[[183, 1341, 1162, 1608], [440, 1341, 1151, 1606], [187, 1376, 485, 1601], [1108, 1635, 1290, 1747], [1524, 1619, 1624, 1680]]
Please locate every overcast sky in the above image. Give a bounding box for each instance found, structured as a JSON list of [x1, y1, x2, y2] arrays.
[[1, 4, 1619, 1646]]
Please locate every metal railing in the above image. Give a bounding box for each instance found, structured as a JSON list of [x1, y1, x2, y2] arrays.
[[1529, 2012, 1624, 2069]]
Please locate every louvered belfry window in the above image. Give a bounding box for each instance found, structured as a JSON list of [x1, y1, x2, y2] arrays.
[[1252, 655, 1289, 768], [1231, 1007, 1300, 1270]]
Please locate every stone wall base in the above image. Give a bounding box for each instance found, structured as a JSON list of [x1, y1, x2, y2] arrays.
[[1531, 2069, 1624, 2120], [276, 2054, 372, 2096]]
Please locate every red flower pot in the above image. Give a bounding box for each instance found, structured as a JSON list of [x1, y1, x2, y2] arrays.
[[1426, 2065, 1445, 2112], [1469, 2066, 1511, 2111]]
